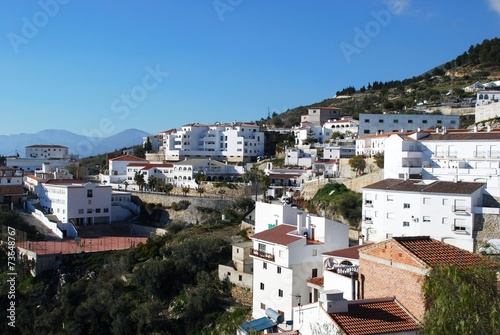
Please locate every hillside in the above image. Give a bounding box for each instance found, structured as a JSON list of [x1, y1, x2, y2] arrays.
[[262, 38, 500, 129]]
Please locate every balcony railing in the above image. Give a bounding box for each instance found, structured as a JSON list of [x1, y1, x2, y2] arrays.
[[452, 206, 469, 213], [250, 248, 275, 261]]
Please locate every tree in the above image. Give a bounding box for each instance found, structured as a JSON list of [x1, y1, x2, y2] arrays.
[[0, 155, 6, 166], [194, 173, 206, 185], [374, 152, 384, 169], [124, 180, 129, 190], [134, 172, 146, 191], [181, 186, 190, 196], [423, 262, 500, 335], [218, 189, 226, 199], [305, 128, 316, 144], [144, 137, 153, 153], [196, 187, 205, 197], [164, 183, 173, 195], [348, 155, 366, 176], [147, 175, 158, 192]]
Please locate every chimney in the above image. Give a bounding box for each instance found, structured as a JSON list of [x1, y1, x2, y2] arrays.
[[487, 125, 492, 132], [297, 212, 305, 236], [436, 127, 439, 134], [324, 291, 348, 313], [417, 127, 421, 132], [474, 125, 478, 133]]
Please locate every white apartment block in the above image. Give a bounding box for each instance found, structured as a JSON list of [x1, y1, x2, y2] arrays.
[[26, 145, 70, 159], [361, 178, 484, 252], [323, 144, 356, 160], [250, 202, 349, 327], [162, 122, 264, 162], [39, 180, 113, 225], [358, 113, 460, 136], [284, 147, 315, 168], [384, 128, 500, 197]]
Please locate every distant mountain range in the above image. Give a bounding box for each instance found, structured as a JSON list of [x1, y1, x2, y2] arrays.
[[0, 129, 150, 158]]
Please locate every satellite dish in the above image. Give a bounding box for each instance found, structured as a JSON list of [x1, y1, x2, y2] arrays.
[[324, 257, 338, 270]]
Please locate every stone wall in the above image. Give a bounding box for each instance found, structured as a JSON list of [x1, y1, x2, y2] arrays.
[[132, 191, 234, 212]]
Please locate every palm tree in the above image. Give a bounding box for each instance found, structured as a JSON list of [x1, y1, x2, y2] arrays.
[[196, 186, 205, 197]]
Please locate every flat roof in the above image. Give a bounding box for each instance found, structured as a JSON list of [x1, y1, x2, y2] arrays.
[[363, 179, 484, 195]]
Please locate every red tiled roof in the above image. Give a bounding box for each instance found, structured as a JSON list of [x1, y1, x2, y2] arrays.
[[307, 276, 324, 287], [109, 154, 148, 162], [251, 224, 302, 246], [329, 297, 421, 335], [393, 236, 485, 269], [363, 178, 484, 195], [323, 244, 366, 259], [141, 163, 173, 169]]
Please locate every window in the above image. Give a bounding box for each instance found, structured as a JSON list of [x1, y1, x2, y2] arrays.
[[387, 195, 394, 201], [442, 198, 449, 206], [78, 209, 84, 214], [393, 119, 399, 123], [263, 263, 267, 269], [277, 267, 281, 274], [423, 197, 431, 204], [437, 120, 442, 124], [404, 203, 410, 209], [87, 209, 92, 213], [88, 199, 92, 205], [422, 120, 428, 124], [403, 221, 410, 227], [408, 120, 413, 124], [423, 216, 431, 222], [261, 303, 266, 310], [312, 249, 317, 256], [87, 190, 93, 197], [364, 119, 369, 123], [451, 120, 456, 124], [386, 233, 393, 238], [379, 119, 384, 123], [387, 212, 394, 219], [364, 130, 369, 134], [279, 250, 284, 258], [278, 289, 283, 297], [95, 208, 101, 213], [239, 275, 242, 281], [442, 217, 449, 224], [260, 283, 265, 290], [312, 268, 318, 278], [103, 208, 109, 213]]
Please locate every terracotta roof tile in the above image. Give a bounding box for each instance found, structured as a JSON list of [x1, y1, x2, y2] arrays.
[[419, 132, 500, 141], [251, 224, 302, 246], [393, 236, 485, 269], [307, 276, 324, 287], [363, 178, 484, 195], [330, 298, 421, 335]]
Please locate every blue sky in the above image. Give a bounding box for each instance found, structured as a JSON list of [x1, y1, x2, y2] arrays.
[[1, 0, 499, 137]]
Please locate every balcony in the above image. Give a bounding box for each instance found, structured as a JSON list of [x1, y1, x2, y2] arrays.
[[401, 150, 422, 159], [364, 201, 373, 207], [329, 265, 359, 277], [250, 248, 275, 262], [452, 206, 469, 214]]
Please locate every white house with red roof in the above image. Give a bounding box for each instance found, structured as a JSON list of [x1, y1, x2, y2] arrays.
[[250, 202, 349, 328]]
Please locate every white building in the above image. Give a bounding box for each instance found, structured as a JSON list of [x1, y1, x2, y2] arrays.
[[475, 89, 500, 123], [323, 116, 358, 137], [361, 178, 484, 252], [162, 122, 264, 162], [250, 202, 349, 327], [323, 144, 356, 160], [356, 131, 396, 157], [39, 180, 113, 225], [284, 147, 315, 168], [25, 145, 70, 159], [383, 128, 500, 197]]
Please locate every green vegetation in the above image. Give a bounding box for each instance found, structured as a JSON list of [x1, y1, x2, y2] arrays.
[[423, 262, 500, 335], [0, 219, 248, 334], [310, 183, 362, 228], [0, 206, 44, 241], [348, 155, 366, 176]]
